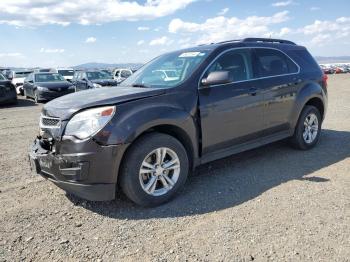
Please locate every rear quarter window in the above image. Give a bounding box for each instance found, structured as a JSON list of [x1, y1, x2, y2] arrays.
[[288, 49, 321, 73], [255, 48, 299, 78]]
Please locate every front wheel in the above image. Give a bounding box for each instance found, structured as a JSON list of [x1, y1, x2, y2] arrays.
[[120, 133, 189, 207], [290, 105, 322, 150], [34, 90, 40, 104]]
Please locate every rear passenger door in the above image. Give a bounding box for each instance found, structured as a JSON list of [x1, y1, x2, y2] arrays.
[[198, 48, 265, 155], [253, 48, 300, 135]]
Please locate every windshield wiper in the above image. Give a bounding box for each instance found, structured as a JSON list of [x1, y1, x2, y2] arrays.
[[131, 83, 149, 88]]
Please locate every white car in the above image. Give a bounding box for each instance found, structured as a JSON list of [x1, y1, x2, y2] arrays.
[[9, 70, 33, 95], [57, 68, 75, 82], [113, 68, 133, 83]]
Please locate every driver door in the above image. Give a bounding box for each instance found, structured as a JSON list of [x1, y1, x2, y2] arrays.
[[198, 48, 265, 155]]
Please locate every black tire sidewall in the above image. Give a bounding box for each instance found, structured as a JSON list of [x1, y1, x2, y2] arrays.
[[293, 105, 322, 150], [120, 133, 189, 207]]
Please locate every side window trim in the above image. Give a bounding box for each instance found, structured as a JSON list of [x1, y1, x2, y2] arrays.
[[198, 46, 300, 89]]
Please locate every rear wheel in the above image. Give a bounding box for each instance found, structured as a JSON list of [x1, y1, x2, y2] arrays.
[[290, 105, 322, 150], [24, 89, 29, 99], [34, 90, 40, 104], [120, 133, 189, 207]]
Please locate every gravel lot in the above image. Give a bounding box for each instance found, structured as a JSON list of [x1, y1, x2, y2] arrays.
[[0, 74, 349, 261]]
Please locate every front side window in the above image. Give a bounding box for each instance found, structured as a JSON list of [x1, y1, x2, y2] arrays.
[[35, 73, 65, 82], [14, 72, 32, 78], [255, 48, 298, 77], [120, 50, 210, 88], [203, 49, 254, 83]]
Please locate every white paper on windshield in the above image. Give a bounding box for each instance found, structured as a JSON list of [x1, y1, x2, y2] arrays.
[[179, 52, 201, 58]]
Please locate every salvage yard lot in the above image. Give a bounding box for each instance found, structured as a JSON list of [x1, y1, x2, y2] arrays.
[[0, 75, 349, 261]]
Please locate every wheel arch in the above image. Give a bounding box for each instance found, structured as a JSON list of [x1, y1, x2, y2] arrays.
[[291, 82, 327, 129]]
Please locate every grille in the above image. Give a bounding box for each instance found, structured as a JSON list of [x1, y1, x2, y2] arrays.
[[40, 115, 61, 128]]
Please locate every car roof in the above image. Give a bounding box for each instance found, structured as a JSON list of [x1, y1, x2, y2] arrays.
[[176, 38, 304, 54]]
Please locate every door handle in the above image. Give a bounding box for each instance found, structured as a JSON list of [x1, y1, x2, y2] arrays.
[[248, 87, 258, 96]]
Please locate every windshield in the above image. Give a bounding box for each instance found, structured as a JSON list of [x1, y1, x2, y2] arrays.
[[0, 74, 5, 80], [120, 50, 210, 88], [58, 70, 74, 76], [87, 71, 113, 80], [35, 73, 66, 82], [14, 72, 32, 78]]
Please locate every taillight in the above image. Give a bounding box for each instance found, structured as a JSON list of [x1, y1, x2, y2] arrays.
[[322, 74, 328, 88]]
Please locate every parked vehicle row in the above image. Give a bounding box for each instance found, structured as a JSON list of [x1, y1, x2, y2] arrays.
[[320, 64, 350, 74], [0, 67, 135, 104]]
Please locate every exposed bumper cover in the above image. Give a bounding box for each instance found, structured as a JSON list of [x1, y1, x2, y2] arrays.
[[29, 137, 128, 201]]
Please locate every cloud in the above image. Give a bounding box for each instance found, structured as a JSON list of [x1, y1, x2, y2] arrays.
[[137, 40, 145, 45], [272, 1, 294, 7], [40, 48, 65, 53], [217, 8, 229, 16], [149, 36, 172, 46], [0, 52, 23, 58], [137, 26, 150, 31], [310, 7, 320, 11], [0, 0, 197, 27], [85, 37, 97, 43], [300, 17, 350, 46], [169, 11, 290, 44]]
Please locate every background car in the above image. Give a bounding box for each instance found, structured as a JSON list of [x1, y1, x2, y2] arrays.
[[6, 70, 34, 95], [0, 73, 17, 105], [23, 72, 75, 103], [72, 70, 119, 91], [57, 68, 75, 82], [113, 68, 133, 83]]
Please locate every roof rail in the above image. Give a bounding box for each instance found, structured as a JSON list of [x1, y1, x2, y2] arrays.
[[242, 38, 296, 45]]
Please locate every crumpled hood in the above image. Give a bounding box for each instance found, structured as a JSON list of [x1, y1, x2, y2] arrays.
[[42, 86, 165, 120]]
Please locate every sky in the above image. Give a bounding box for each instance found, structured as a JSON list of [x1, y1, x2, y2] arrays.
[[0, 0, 349, 68]]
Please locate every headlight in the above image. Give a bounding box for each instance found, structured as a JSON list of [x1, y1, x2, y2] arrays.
[[65, 106, 116, 139], [37, 86, 49, 91], [92, 83, 102, 88]]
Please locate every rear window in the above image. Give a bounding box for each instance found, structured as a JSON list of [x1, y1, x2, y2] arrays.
[[58, 70, 74, 76], [255, 48, 299, 77], [288, 49, 321, 73]]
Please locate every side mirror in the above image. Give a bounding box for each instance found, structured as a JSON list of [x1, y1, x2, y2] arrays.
[[28, 80, 33, 83], [201, 71, 233, 87]]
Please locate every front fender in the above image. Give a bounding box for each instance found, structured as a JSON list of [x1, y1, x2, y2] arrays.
[[290, 82, 327, 128], [95, 100, 199, 159]]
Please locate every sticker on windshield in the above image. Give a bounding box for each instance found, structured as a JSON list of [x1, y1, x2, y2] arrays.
[[179, 52, 202, 58]]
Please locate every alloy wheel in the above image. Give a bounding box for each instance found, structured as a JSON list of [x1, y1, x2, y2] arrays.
[[303, 113, 319, 144], [139, 147, 180, 196]]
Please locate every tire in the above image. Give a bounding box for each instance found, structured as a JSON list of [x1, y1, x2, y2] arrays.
[[290, 105, 322, 150], [34, 90, 40, 104], [24, 89, 29, 99], [120, 133, 189, 207]]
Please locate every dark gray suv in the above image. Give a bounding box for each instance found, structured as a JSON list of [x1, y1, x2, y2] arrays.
[[29, 38, 328, 207]]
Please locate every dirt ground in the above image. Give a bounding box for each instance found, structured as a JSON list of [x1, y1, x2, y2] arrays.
[[0, 74, 349, 261]]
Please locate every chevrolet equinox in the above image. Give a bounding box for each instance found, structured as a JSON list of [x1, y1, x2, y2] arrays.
[[29, 38, 328, 207]]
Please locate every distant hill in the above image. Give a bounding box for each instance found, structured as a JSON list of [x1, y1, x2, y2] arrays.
[[73, 62, 143, 70], [315, 56, 350, 63]]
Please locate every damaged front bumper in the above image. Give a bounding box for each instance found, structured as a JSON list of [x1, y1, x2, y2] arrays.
[[29, 136, 128, 201]]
